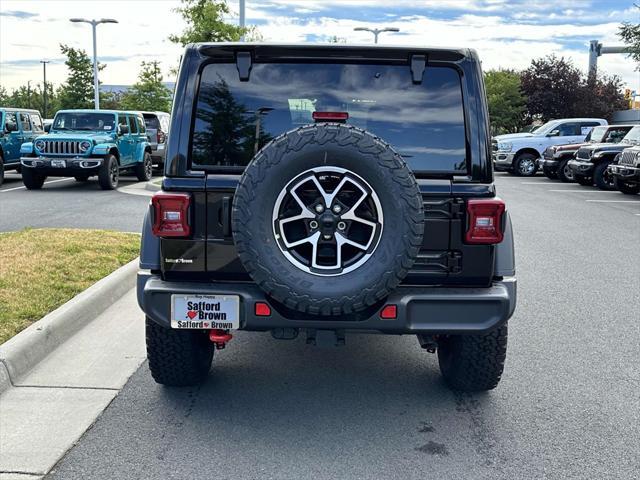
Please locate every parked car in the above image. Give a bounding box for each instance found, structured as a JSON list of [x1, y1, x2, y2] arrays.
[[141, 111, 170, 167], [568, 125, 640, 190], [609, 145, 640, 195], [539, 125, 633, 182], [492, 118, 607, 176], [19, 109, 153, 190], [137, 43, 517, 393], [0, 108, 45, 185]]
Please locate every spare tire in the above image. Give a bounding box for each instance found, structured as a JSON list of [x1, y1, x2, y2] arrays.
[[232, 123, 424, 316]]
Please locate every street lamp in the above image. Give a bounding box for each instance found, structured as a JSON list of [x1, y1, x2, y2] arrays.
[[69, 18, 118, 109], [40, 60, 49, 118], [353, 27, 400, 44]]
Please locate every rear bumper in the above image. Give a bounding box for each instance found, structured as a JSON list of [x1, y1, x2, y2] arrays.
[[137, 272, 517, 335], [608, 164, 640, 183], [568, 159, 594, 175]]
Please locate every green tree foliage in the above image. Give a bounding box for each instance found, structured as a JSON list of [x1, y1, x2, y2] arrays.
[[0, 82, 60, 117], [521, 55, 627, 122], [520, 55, 583, 121], [169, 0, 247, 46], [619, 5, 640, 69], [120, 62, 173, 112], [57, 44, 98, 109], [484, 69, 527, 134]]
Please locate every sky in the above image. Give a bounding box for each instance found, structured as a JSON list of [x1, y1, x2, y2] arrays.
[[0, 0, 639, 93]]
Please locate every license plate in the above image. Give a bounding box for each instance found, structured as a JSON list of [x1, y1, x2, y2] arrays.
[[50, 159, 66, 168], [171, 294, 240, 329]]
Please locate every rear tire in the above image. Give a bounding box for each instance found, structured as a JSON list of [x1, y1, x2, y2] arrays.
[[135, 151, 153, 182], [614, 178, 640, 195], [593, 161, 615, 190], [145, 317, 215, 387], [557, 159, 574, 182], [21, 167, 46, 190], [574, 174, 592, 186], [98, 154, 119, 190], [513, 153, 538, 177], [438, 325, 508, 392]]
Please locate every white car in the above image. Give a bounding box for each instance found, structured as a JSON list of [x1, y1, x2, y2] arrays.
[[492, 118, 607, 176]]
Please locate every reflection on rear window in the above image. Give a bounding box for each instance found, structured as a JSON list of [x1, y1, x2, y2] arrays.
[[191, 63, 467, 174]]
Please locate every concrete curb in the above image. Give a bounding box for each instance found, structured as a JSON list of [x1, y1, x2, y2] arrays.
[[0, 258, 139, 394], [145, 179, 162, 192]]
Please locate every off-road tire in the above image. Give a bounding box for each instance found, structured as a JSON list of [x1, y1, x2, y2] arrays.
[[0, 155, 4, 186], [135, 151, 153, 182], [614, 178, 640, 195], [513, 153, 538, 177], [145, 317, 214, 387], [574, 174, 592, 186], [438, 324, 508, 392], [74, 175, 89, 182], [593, 161, 615, 190], [21, 167, 46, 190], [232, 123, 424, 316], [542, 165, 557, 179], [557, 158, 574, 183], [98, 154, 119, 190]]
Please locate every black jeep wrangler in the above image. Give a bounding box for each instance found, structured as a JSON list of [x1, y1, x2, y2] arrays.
[[137, 44, 517, 392]]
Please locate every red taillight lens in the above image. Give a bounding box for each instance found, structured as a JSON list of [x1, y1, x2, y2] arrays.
[[380, 304, 397, 319], [312, 111, 349, 122], [465, 198, 505, 244], [255, 302, 271, 316], [151, 192, 191, 237], [157, 130, 166, 144]]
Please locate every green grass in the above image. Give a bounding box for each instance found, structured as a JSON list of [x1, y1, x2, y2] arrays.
[[0, 228, 140, 344]]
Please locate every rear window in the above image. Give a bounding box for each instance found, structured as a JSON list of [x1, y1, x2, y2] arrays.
[[191, 63, 467, 174], [144, 114, 160, 129]]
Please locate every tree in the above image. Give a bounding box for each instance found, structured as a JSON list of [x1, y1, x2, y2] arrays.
[[0, 82, 60, 116], [520, 55, 583, 122], [121, 62, 173, 112], [57, 44, 98, 109], [484, 69, 527, 134], [577, 74, 628, 119], [0, 86, 8, 105], [169, 0, 247, 46], [619, 5, 640, 69]]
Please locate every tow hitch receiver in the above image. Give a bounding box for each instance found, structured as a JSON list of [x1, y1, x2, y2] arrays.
[[209, 329, 232, 349]]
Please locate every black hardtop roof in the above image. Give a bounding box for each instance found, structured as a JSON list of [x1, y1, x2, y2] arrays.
[[193, 42, 474, 63]]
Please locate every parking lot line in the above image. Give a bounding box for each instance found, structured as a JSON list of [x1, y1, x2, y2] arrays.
[[520, 181, 556, 185], [547, 189, 610, 193], [0, 178, 74, 193], [585, 199, 640, 203]]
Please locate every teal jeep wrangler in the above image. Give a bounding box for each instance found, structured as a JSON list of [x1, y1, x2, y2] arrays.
[[0, 108, 45, 186], [20, 109, 153, 190]]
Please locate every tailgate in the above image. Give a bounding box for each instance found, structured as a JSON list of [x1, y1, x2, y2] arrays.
[[200, 177, 495, 287]]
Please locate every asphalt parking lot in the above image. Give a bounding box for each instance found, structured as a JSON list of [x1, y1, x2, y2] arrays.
[[0, 172, 155, 233], [28, 172, 637, 479]]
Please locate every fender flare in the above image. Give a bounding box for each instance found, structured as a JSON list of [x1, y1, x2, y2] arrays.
[[135, 141, 152, 162], [20, 142, 34, 155], [494, 210, 515, 277], [93, 142, 118, 156], [140, 208, 160, 270]]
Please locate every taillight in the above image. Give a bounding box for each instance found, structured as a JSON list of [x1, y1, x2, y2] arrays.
[[157, 130, 166, 144], [151, 192, 191, 237], [465, 198, 505, 244]]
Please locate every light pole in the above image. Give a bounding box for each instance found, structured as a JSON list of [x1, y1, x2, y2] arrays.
[[40, 60, 49, 118], [69, 17, 118, 109], [354, 27, 400, 44], [239, 0, 245, 41]]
